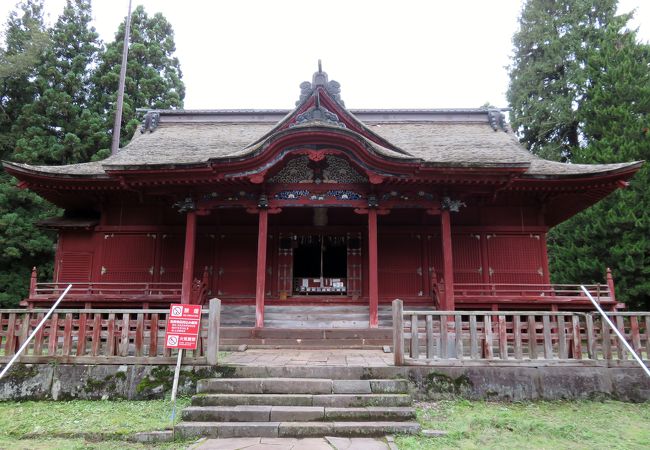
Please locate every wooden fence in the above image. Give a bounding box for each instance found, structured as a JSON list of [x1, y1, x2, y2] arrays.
[[0, 300, 221, 365], [392, 299, 650, 365]]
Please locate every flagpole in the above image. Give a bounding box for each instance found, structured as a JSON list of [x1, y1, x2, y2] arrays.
[[111, 0, 132, 155]]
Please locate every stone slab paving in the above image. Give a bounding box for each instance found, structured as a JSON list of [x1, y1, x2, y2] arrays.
[[190, 436, 393, 449], [222, 350, 393, 367]]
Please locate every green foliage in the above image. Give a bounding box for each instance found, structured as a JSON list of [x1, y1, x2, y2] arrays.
[[0, 1, 184, 306], [0, 0, 48, 161], [397, 400, 650, 449], [12, 0, 107, 165], [92, 5, 185, 146], [508, 0, 650, 309], [0, 173, 57, 306]]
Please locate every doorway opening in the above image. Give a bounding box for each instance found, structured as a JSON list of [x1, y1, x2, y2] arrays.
[[293, 234, 347, 295]]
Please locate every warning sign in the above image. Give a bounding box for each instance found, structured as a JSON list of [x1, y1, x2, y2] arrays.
[[165, 304, 201, 349]]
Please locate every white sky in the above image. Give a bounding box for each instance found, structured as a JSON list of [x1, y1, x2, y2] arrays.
[[1, 0, 649, 110]]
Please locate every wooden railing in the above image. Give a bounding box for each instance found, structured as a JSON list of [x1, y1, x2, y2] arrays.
[[25, 278, 209, 308], [453, 282, 620, 310], [392, 299, 650, 365], [0, 302, 221, 365], [32, 282, 183, 297]]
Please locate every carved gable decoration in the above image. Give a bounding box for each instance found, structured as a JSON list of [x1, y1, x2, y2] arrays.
[[268, 155, 368, 184], [323, 155, 367, 183], [268, 156, 314, 183]]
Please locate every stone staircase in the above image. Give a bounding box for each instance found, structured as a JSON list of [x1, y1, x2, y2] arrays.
[[174, 377, 420, 439]]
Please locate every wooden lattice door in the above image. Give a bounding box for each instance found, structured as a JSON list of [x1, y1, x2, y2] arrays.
[[347, 232, 363, 298], [277, 233, 293, 297]]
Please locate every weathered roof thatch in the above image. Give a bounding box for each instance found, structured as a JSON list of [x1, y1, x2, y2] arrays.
[[4, 108, 640, 179]]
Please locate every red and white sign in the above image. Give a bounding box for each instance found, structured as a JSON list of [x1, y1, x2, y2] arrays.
[[165, 304, 201, 349]]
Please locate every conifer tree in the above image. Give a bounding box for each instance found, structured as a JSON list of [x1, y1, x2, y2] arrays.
[[508, 0, 650, 309], [92, 5, 185, 155], [507, 0, 618, 162]]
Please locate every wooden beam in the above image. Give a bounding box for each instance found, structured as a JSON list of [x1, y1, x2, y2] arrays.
[[441, 209, 455, 310], [368, 208, 379, 328], [255, 209, 269, 328], [181, 211, 197, 304]]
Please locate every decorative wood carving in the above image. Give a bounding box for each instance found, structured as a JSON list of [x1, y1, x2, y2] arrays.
[[268, 155, 368, 184]]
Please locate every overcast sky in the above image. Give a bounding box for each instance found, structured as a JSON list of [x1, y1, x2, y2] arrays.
[[2, 0, 649, 110]]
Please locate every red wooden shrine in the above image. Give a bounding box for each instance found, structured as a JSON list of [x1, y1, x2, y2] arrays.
[[4, 66, 642, 327]]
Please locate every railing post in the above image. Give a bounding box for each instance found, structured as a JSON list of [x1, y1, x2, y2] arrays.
[[29, 267, 37, 298], [206, 298, 221, 366], [606, 268, 616, 305], [392, 299, 404, 366]]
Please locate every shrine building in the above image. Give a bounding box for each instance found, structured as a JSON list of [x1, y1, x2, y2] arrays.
[[4, 67, 642, 328]]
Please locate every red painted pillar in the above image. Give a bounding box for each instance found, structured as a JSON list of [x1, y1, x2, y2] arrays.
[[181, 210, 197, 304], [441, 209, 455, 311], [255, 209, 269, 328], [368, 208, 379, 328]]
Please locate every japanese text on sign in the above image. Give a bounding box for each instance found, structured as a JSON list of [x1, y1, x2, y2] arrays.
[[165, 304, 201, 349]]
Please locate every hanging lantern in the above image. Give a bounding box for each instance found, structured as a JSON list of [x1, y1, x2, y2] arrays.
[[313, 208, 328, 227]]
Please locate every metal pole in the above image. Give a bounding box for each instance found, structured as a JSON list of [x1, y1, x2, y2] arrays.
[[170, 348, 183, 422], [111, 0, 132, 155], [580, 286, 650, 378], [0, 284, 72, 380]]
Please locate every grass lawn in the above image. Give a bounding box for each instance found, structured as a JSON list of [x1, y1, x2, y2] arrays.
[[397, 400, 650, 449], [1, 398, 648, 449], [0, 398, 192, 449]]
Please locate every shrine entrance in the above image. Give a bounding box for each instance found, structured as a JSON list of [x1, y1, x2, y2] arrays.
[[277, 230, 363, 300], [292, 234, 348, 295]]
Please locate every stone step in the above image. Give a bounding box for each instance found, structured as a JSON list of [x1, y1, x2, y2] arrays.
[[196, 378, 408, 395], [174, 421, 421, 439], [192, 393, 412, 408], [182, 405, 416, 422]]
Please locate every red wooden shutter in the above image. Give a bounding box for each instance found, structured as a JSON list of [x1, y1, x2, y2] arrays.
[[158, 234, 184, 282], [57, 252, 93, 282], [215, 233, 257, 297], [486, 234, 544, 284], [378, 233, 424, 298], [100, 233, 157, 283], [452, 233, 483, 283]]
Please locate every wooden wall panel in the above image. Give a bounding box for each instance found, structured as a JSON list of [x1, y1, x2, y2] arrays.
[[378, 233, 424, 298]]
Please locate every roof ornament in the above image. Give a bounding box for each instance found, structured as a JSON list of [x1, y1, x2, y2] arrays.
[[487, 109, 508, 132], [296, 60, 345, 106], [140, 111, 160, 134]]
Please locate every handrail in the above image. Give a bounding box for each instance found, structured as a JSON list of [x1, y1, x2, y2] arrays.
[[0, 284, 72, 379], [580, 286, 650, 378]]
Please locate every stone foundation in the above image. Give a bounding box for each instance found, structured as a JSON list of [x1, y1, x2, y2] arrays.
[[0, 363, 648, 402]]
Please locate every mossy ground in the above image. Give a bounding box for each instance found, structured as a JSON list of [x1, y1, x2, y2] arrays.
[[397, 400, 650, 449]]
